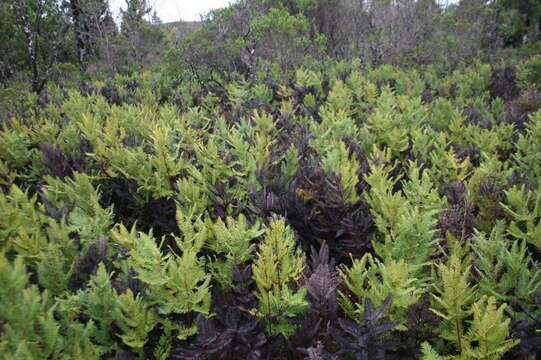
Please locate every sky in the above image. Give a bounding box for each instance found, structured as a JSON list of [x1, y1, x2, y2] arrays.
[[110, 0, 234, 23], [110, 0, 457, 24]]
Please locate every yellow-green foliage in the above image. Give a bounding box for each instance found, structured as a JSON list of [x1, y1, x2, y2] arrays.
[[430, 242, 476, 350], [126, 223, 211, 316], [0, 185, 49, 257], [114, 289, 158, 353], [364, 160, 407, 234], [501, 185, 541, 250], [0, 255, 102, 359], [0, 119, 43, 182], [423, 296, 518, 360], [321, 140, 361, 204], [207, 214, 264, 263], [1, 56, 539, 359], [364, 161, 442, 268], [37, 241, 75, 296], [516, 112, 541, 175], [206, 214, 265, 287], [295, 68, 323, 96], [309, 79, 359, 152], [340, 254, 425, 329], [252, 218, 307, 337], [281, 145, 299, 184], [460, 296, 518, 359], [361, 89, 415, 155], [42, 173, 113, 248], [76, 264, 118, 347], [472, 222, 541, 303]]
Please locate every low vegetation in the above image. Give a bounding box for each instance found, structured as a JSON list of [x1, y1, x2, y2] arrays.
[[1, 0, 540, 359]]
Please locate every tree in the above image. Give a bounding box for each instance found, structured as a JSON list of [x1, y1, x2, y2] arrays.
[[119, 0, 164, 70], [495, 0, 541, 44], [121, 0, 152, 35], [8, 0, 68, 93], [0, 2, 21, 85], [69, 0, 115, 70]]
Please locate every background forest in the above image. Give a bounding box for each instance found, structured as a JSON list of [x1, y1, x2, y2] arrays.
[[1, 0, 541, 359]]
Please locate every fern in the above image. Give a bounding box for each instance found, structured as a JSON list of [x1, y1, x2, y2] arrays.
[[37, 242, 74, 296], [227, 80, 250, 112], [126, 229, 166, 286], [372, 203, 439, 271], [79, 263, 118, 347], [0, 256, 64, 359], [55, 294, 103, 358], [402, 161, 447, 212], [421, 342, 447, 360], [365, 161, 442, 270], [252, 218, 307, 337], [227, 123, 274, 187], [187, 134, 249, 215], [60, 322, 101, 360], [0, 185, 49, 257], [340, 254, 424, 329], [1, 46, 539, 360], [364, 161, 406, 234], [430, 242, 476, 352], [361, 88, 411, 155], [309, 105, 359, 154], [461, 296, 518, 359], [346, 70, 377, 114], [501, 185, 541, 250], [175, 176, 211, 219], [423, 297, 518, 360], [280, 145, 299, 184], [472, 221, 541, 304], [0, 255, 31, 322], [153, 325, 173, 360], [127, 225, 212, 317], [295, 68, 323, 96], [147, 125, 186, 197], [326, 80, 353, 114], [0, 118, 42, 181], [513, 110, 541, 187], [206, 214, 264, 287], [158, 248, 212, 316], [321, 140, 361, 204], [42, 173, 113, 249], [114, 289, 158, 355]]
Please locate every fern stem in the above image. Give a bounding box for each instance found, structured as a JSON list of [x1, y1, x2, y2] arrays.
[[455, 318, 462, 353]]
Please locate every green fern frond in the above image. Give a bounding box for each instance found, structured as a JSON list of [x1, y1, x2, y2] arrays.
[[461, 296, 518, 360], [114, 289, 157, 353], [421, 342, 447, 360], [340, 254, 424, 328], [501, 185, 541, 250], [252, 218, 307, 337], [431, 242, 476, 351]]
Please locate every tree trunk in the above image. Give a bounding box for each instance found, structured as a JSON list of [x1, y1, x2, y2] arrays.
[[70, 0, 88, 70], [15, 0, 57, 94], [18, 1, 42, 93]]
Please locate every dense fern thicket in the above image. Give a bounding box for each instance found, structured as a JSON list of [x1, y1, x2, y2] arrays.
[[1, 56, 541, 359]]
